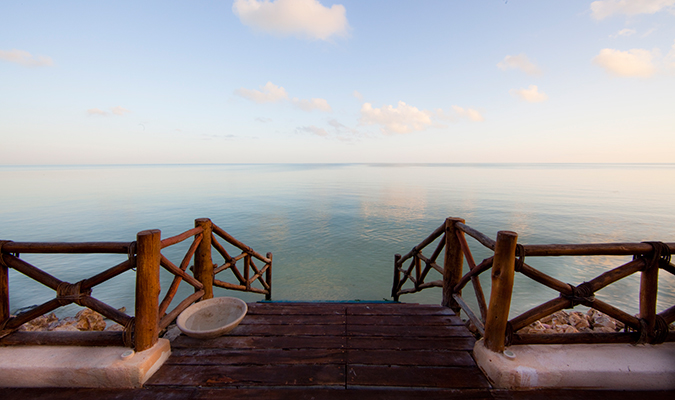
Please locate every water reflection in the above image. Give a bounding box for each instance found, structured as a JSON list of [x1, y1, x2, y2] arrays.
[[0, 164, 673, 317]]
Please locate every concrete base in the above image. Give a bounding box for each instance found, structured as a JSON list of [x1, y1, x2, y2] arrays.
[[0, 339, 170, 388], [473, 339, 675, 390]]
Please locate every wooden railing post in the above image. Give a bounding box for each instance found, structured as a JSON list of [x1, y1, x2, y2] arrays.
[[194, 218, 214, 300], [639, 262, 658, 341], [0, 252, 9, 326], [484, 230, 518, 353], [135, 229, 161, 352], [392, 253, 401, 301], [265, 252, 273, 301], [442, 217, 465, 311]]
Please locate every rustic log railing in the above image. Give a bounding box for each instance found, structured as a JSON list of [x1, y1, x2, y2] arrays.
[[393, 217, 675, 352], [0, 218, 272, 351]]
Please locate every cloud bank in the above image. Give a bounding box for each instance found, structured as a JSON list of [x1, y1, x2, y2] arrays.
[[0, 49, 53, 67], [236, 81, 332, 112], [593, 48, 656, 77], [86, 106, 132, 116], [510, 85, 548, 103], [360, 102, 483, 134], [232, 0, 350, 41], [590, 0, 675, 19], [497, 54, 542, 75]]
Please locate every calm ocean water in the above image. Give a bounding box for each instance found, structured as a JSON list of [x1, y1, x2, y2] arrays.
[[1, 164, 674, 319]]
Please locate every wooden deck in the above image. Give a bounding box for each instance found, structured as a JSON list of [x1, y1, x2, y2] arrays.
[[1, 302, 674, 399]]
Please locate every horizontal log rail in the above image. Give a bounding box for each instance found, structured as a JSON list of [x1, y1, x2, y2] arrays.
[[0, 243, 137, 348], [0, 218, 275, 350], [393, 217, 675, 350]]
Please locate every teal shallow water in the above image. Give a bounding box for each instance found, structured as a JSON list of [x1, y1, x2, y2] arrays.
[[1, 164, 674, 318]]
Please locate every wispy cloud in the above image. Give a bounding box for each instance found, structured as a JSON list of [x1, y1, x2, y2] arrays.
[[359, 101, 433, 134], [590, 0, 675, 20], [510, 85, 549, 103], [353, 90, 363, 100], [235, 81, 332, 112], [235, 82, 289, 103], [610, 28, 636, 38], [292, 97, 332, 112], [436, 106, 484, 122], [0, 49, 53, 67], [497, 53, 542, 76], [298, 125, 329, 137], [232, 0, 350, 41], [593, 48, 656, 77], [111, 106, 132, 116], [87, 108, 108, 116]]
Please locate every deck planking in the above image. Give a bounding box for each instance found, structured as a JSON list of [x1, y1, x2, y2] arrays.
[[2, 302, 671, 398]]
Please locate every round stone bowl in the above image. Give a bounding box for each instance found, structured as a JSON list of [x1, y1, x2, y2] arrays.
[[176, 297, 248, 339]]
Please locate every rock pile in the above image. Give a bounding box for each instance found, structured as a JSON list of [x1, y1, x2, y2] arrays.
[[518, 309, 624, 334], [17, 308, 125, 332]]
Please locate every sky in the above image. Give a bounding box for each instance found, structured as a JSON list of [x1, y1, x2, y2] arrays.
[[1, 0, 674, 164]]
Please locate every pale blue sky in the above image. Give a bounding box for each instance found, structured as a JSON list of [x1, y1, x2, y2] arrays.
[[1, 0, 674, 164]]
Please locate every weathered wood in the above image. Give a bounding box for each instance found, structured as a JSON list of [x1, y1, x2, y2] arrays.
[[265, 252, 273, 300], [399, 222, 445, 262], [659, 304, 675, 324], [159, 255, 204, 290], [591, 299, 641, 330], [512, 332, 638, 345], [146, 364, 345, 387], [392, 254, 401, 300], [1, 254, 63, 290], [455, 222, 496, 250], [518, 263, 572, 295], [454, 257, 493, 292], [78, 296, 132, 327], [213, 279, 268, 295], [194, 218, 214, 299], [135, 229, 161, 352], [210, 235, 233, 262], [347, 323, 471, 338], [1, 242, 133, 254], [398, 280, 443, 294], [0, 331, 125, 347], [167, 348, 345, 365], [212, 223, 271, 263], [347, 365, 489, 388], [241, 314, 346, 325], [81, 259, 135, 290], [160, 227, 203, 249], [347, 349, 476, 367], [159, 290, 205, 330], [484, 230, 518, 352], [348, 336, 475, 351], [453, 294, 485, 336], [639, 263, 659, 337], [456, 230, 488, 321], [443, 217, 465, 310], [0, 254, 8, 324], [4, 298, 63, 330], [158, 234, 202, 317], [172, 335, 346, 350], [229, 323, 345, 336], [509, 297, 571, 332], [586, 258, 644, 293], [523, 242, 675, 257], [347, 315, 462, 326]]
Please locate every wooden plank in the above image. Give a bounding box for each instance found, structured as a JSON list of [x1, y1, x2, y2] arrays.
[[347, 315, 463, 326], [347, 349, 476, 367], [171, 335, 346, 350], [347, 324, 472, 338], [239, 314, 346, 325], [145, 364, 345, 387], [347, 365, 490, 388], [229, 323, 345, 336], [247, 303, 347, 315], [166, 349, 345, 366], [348, 336, 475, 351], [347, 304, 455, 316]]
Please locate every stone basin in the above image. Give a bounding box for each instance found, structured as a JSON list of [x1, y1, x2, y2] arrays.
[[176, 297, 248, 339]]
